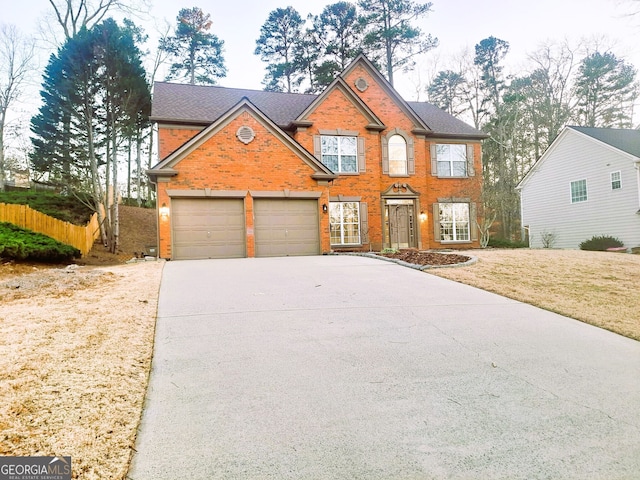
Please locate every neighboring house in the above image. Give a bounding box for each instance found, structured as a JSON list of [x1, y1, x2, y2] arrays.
[[517, 126, 640, 249], [148, 55, 487, 260]]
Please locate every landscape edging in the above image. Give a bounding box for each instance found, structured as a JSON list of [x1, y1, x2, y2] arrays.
[[332, 251, 478, 271]]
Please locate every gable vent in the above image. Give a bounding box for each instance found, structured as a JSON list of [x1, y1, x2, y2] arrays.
[[355, 77, 368, 92], [236, 126, 255, 144]]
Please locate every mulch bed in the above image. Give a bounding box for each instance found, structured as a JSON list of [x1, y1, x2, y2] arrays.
[[379, 250, 471, 266]]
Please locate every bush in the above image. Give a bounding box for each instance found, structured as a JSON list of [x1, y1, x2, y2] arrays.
[[487, 237, 528, 249], [0, 222, 81, 262], [579, 235, 624, 251]]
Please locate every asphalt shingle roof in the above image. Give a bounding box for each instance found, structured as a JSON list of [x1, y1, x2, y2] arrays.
[[151, 81, 486, 139], [569, 126, 640, 158]]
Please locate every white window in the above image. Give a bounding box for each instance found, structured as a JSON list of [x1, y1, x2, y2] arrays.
[[439, 203, 470, 242], [388, 134, 407, 175], [437, 144, 467, 177], [611, 171, 621, 190], [571, 179, 588, 203], [321, 136, 357, 173], [330, 202, 360, 245]]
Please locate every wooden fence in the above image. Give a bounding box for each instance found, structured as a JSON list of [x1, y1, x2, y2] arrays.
[[0, 203, 101, 256]]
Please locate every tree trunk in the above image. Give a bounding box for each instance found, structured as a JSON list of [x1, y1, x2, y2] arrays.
[[0, 110, 6, 192], [136, 128, 142, 206]]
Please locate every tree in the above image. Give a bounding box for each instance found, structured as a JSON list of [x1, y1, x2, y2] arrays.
[[573, 51, 637, 127], [0, 24, 35, 191], [255, 7, 305, 92], [427, 70, 467, 116], [310, 2, 363, 88], [358, 0, 438, 85], [30, 19, 150, 250], [160, 7, 226, 85]]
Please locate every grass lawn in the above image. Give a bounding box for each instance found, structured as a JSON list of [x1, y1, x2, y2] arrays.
[[430, 249, 640, 342]]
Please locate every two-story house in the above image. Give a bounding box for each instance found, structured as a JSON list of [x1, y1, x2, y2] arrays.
[[517, 126, 640, 249], [148, 55, 487, 260]]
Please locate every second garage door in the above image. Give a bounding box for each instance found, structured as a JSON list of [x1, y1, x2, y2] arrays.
[[172, 198, 245, 260], [254, 199, 319, 257]]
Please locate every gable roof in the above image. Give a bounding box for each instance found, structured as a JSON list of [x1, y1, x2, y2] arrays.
[[295, 76, 385, 131], [516, 125, 640, 190], [151, 56, 486, 140], [148, 97, 337, 182], [569, 126, 640, 157]]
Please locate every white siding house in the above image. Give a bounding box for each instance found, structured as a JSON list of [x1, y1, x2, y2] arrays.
[[516, 126, 640, 249]]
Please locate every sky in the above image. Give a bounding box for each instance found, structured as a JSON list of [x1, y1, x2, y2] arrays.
[[2, 0, 640, 155]]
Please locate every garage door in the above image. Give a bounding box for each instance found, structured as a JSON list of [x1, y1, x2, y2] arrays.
[[254, 199, 319, 257], [172, 198, 245, 260]]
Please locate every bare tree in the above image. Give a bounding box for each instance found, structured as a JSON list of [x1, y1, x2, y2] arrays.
[[45, 0, 149, 40], [0, 24, 35, 191]]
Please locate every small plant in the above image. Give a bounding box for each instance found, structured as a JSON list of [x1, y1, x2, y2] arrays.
[[579, 235, 624, 251], [380, 247, 399, 254], [540, 230, 557, 249]]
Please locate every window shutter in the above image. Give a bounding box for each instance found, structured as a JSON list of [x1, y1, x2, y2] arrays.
[[432, 203, 441, 241], [466, 144, 475, 176], [381, 136, 389, 174], [358, 137, 366, 173], [470, 202, 478, 241], [407, 137, 415, 175], [430, 144, 438, 176], [313, 135, 321, 159], [360, 202, 369, 244]]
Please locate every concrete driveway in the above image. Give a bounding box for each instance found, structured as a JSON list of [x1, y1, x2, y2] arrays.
[[128, 255, 640, 479]]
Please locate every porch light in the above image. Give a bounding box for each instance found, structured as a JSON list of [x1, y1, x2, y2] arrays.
[[159, 203, 170, 220], [419, 211, 427, 222], [322, 203, 328, 213]]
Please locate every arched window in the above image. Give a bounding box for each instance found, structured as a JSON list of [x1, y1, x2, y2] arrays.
[[388, 134, 407, 175]]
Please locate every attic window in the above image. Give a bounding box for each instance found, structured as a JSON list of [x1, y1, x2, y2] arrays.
[[236, 126, 255, 144], [355, 77, 368, 92]]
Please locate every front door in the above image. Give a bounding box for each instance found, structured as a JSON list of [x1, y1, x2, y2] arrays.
[[384, 200, 416, 249]]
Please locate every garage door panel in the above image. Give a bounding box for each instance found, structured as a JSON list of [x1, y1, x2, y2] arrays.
[[172, 199, 245, 260], [254, 199, 319, 257]]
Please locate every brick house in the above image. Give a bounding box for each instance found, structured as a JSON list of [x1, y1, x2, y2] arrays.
[[148, 55, 487, 260]]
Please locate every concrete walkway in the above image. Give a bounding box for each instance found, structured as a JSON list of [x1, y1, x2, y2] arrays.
[[128, 255, 640, 479]]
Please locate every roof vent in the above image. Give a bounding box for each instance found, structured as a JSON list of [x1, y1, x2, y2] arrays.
[[355, 77, 368, 92], [236, 126, 255, 144]]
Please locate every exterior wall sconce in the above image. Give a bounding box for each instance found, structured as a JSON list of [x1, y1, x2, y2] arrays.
[[322, 203, 328, 213], [159, 203, 170, 220], [419, 211, 427, 222]]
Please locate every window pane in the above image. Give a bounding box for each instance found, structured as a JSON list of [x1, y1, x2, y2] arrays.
[[321, 136, 338, 154], [322, 155, 339, 171], [437, 161, 451, 176], [452, 161, 467, 176], [341, 156, 357, 172], [450, 144, 466, 161], [340, 136, 357, 155]]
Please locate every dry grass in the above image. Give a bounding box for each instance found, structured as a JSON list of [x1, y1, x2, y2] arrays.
[[0, 261, 163, 479], [431, 249, 640, 341]]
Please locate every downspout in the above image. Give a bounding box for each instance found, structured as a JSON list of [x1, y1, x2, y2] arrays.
[[635, 162, 640, 214]]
